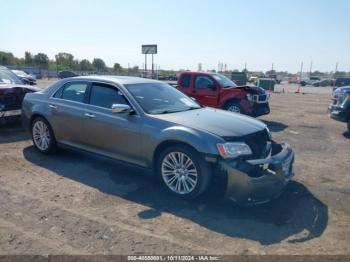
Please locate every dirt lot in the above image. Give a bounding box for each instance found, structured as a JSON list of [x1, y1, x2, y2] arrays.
[[0, 81, 349, 255]]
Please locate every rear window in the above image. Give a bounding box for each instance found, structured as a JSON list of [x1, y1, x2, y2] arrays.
[[179, 74, 191, 88], [54, 82, 88, 103]]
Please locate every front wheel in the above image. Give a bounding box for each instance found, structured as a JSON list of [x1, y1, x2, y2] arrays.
[[31, 117, 57, 153], [224, 101, 243, 114], [157, 145, 211, 199]]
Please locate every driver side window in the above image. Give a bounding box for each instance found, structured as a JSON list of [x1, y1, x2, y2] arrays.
[[194, 76, 215, 89], [89, 83, 128, 109]]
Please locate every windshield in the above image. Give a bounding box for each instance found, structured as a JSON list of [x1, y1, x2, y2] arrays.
[[212, 74, 237, 88], [12, 70, 28, 77], [125, 82, 201, 114], [0, 69, 23, 84]]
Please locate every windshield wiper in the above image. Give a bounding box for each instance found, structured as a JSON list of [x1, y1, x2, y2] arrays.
[[187, 106, 201, 110], [154, 107, 201, 114]]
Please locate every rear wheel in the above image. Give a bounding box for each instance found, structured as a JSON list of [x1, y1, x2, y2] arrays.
[[157, 145, 211, 199], [31, 117, 56, 153]]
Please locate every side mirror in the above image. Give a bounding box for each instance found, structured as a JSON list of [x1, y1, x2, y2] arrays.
[[111, 104, 133, 114]]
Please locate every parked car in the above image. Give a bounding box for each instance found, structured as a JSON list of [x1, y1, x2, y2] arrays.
[[176, 71, 270, 117], [58, 70, 78, 79], [22, 76, 294, 204], [0, 66, 39, 123], [12, 69, 37, 85], [300, 77, 321, 86], [312, 79, 335, 87], [329, 86, 350, 133]]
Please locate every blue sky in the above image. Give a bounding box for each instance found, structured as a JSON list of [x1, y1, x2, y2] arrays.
[[1, 0, 349, 72]]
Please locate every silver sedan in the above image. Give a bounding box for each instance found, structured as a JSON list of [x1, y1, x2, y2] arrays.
[[22, 76, 294, 203]]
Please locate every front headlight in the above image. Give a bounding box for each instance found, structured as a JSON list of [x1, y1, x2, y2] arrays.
[[246, 94, 256, 102], [217, 142, 252, 159]]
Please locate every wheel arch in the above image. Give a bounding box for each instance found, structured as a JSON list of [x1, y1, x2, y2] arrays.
[[152, 140, 200, 170], [29, 114, 55, 140], [222, 98, 241, 109], [30, 113, 48, 128]]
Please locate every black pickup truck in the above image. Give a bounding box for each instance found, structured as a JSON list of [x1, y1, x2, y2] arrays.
[[0, 66, 39, 123], [329, 86, 350, 133]]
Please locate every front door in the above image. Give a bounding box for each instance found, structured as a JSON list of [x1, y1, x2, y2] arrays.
[[192, 75, 218, 107], [81, 82, 144, 166]]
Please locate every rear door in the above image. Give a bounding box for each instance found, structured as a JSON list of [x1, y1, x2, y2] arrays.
[[80, 82, 144, 166], [192, 74, 219, 107], [48, 81, 89, 145]]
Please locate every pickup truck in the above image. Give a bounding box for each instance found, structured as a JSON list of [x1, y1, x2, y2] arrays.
[[175, 71, 270, 117]]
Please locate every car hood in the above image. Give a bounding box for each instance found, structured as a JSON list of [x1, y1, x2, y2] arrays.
[[334, 86, 350, 93], [236, 85, 267, 95], [0, 84, 40, 95], [152, 107, 267, 137]]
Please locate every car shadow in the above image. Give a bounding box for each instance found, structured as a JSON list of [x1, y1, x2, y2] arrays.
[[23, 146, 328, 246], [0, 121, 29, 144], [343, 131, 350, 139], [262, 120, 288, 132]]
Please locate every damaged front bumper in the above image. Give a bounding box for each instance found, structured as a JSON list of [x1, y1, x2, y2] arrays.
[[218, 142, 294, 205]]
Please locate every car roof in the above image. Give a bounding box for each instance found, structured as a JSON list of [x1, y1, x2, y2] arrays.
[[71, 75, 162, 85]]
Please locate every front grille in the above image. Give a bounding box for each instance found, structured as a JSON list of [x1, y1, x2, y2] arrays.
[[223, 128, 271, 159]]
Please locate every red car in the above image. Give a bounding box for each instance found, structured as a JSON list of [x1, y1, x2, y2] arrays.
[[175, 71, 270, 117]]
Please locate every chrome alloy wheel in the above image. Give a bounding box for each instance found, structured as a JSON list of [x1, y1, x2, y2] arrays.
[[32, 120, 51, 151], [161, 152, 198, 194], [227, 105, 241, 113]]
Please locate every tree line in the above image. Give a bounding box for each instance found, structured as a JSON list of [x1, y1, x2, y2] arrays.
[[0, 51, 139, 73]]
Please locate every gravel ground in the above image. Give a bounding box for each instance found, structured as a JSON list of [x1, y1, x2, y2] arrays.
[[0, 81, 349, 255]]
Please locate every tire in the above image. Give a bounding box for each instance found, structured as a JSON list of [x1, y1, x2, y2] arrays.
[[157, 144, 211, 199], [348, 119, 350, 134], [224, 100, 243, 114], [31, 117, 57, 154]]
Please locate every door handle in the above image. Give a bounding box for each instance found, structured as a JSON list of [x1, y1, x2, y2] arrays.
[[84, 113, 95, 118], [49, 104, 58, 109]]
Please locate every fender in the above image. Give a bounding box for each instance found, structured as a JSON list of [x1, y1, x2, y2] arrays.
[[144, 125, 223, 167], [218, 87, 248, 108]]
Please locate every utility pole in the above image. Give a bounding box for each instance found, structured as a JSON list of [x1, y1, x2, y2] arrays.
[[151, 53, 154, 79], [309, 61, 313, 78], [144, 54, 147, 77], [334, 62, 338, 80], [296, 61, 304, 93], [271, 62, 274, 71]]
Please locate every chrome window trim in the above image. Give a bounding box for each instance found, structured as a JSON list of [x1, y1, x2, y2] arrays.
[[48, 79, 141, 116]]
